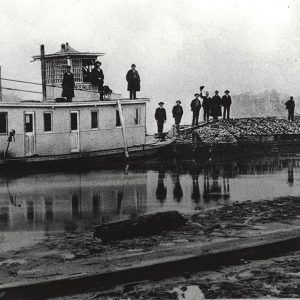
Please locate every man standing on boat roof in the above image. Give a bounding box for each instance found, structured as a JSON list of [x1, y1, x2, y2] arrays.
[[172, 100, 183, 131], [126, 64, 141, 99], [91, 61, 104, 101], [190, 93, 202, 126], [61, 65, 75, 102], [155, 102, 167, 140], [285, 96, 295, 121], [221, 90, 232, 119], [199, 86, 211, 122], [211, 90, 222, 121]]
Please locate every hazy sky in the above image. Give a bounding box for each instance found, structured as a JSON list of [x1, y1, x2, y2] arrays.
[[0, 0, 299, 125]]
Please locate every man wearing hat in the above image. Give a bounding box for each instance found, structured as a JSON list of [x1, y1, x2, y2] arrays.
[[172, 100, 183, 130], [285, 96, 295, 121], [200, 90, 211, 122], [190, 93, 202, 126], [91, 61, 104, 100], [155, 102, 167, 140], [222, 90, 232, 119], [61, 65, 75, 102], [126, 64, 141, 99], [211, 90, 222, 121]]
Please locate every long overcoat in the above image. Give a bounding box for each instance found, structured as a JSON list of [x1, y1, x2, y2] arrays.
[[91, 67, 104, 91], [62, 72, 75, 98], [211, 95, 222, 117], [126, 69, 140, 91]]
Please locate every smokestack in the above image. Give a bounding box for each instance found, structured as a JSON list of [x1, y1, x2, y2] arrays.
[[40, 44, 47, 101], [61, 43, 66, 51]]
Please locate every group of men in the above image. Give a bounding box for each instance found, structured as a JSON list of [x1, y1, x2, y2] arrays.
[[154, 87, 232, 139], [61, 62, 141, 101], [190, 87, 232, 126]]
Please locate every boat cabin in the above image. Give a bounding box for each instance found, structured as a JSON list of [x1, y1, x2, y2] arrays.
[[0, 43, 149, 159]]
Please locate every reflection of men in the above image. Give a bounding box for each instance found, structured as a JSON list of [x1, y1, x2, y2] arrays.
[[173, 174, 183, 202], [156, 170, 167, 203], [222, 90, 232, 119], [172, 100, 183, 130], [288, 164, 294, 186], [191, 174, 201, 203], [155, 102, 167, 140], [191, 93, 201, 126], [285, 96, 295, 121], [61, 66, 75, 102], [126, 64, 141, 99], [211, 90, 222, 121], [200, 91, 211, 122], [91, 61, 104, 100]]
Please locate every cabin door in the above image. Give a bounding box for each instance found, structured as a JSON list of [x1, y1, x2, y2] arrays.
[[70, 111, 80, 153], [24, 112, 36, 156]]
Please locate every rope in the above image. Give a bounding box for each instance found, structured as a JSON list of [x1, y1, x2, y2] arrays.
[[2, 87, 43, 94], [1, 77, 101, 94]]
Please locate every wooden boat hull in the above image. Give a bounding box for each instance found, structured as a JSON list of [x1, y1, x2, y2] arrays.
[[0, 137, 175, 169]]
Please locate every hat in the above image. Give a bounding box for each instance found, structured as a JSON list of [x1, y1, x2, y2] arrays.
[[176, 100, 181, 104], [194, 93, 200, 97], [95, 61, 101, 65], [225, 90, 230, 93], [215, 90, 219, 93], [131, 64, 136, 67], [200, 86, 205, 91], [159, 101, 164, 105]]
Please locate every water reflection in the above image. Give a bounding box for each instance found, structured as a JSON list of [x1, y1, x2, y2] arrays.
[[0, 154, 299, 237]]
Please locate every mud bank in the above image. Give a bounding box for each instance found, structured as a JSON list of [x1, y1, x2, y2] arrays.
[[0, 197, 299, 298]]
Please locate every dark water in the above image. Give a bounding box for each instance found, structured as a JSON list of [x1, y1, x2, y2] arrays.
[[0, 153, 299, 252]]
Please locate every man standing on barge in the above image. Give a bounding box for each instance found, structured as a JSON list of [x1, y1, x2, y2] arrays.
[[200, 90, 211, 122], [172, 100, 183, 130], [190, 93, 201, 126], [91, 61, 104, 101], [285, 96, 295, 121], [126, 64, 141, 99], [222, 90, 232, 119], [155, 102, 167, 140]]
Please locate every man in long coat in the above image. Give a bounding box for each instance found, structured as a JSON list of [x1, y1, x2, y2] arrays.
[[190, 93, 201, 126], [285, 96, 295, 121], [221, 90, 232, 119], [172, 100, 183, 130], [91, 61, 104, 100], [126, 64, 141, 99], [61, 66, 75, 102], [200, 91, 211, 122], [155, 102, 167, 140], [211, 90, 222, 121]]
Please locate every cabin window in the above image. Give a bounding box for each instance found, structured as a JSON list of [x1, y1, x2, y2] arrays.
[[0, 112, 8, 134], [116, 110, 121, 127], [134, 108, 141, 125], [43, 112, 52, 132], [70, 112, 78, 131], [25, 114, 33, 133], [91, 111, 98, 129]]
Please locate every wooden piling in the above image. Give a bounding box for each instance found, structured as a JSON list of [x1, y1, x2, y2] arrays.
[[117, 100, 129, 158]]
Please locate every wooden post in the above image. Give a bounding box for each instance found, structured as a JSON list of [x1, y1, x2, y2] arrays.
[[40, 45, 47, 101], [117, 100, 129, 158], [0, 66, 2, 102]]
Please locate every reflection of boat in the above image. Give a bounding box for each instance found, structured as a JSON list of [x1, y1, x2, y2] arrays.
[[0, 43, 175, 166]]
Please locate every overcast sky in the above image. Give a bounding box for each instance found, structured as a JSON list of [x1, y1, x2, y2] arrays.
[[1, 0, 299, 118]]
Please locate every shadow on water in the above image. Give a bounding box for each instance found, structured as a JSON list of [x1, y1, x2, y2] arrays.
[[0, 148, 299, 252]]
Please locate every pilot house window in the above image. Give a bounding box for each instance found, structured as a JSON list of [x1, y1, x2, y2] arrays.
[[0, 112, 7, 134], [44, 112, 52, 132], [134, 108, 140, 125]]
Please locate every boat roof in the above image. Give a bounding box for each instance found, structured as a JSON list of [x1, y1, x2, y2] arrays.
[[0, 98, 150, 108], [33, 43, 105, 60]]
